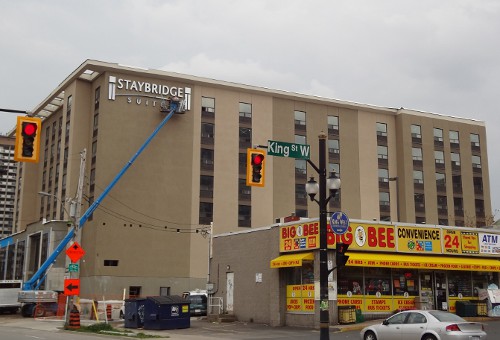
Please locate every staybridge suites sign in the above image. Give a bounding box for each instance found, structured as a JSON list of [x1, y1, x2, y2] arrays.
[[108, 75, 191, 111]]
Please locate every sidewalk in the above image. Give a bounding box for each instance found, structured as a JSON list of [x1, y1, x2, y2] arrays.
[[0, 315, 494, 339]]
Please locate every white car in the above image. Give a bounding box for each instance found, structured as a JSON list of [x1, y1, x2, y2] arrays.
[[360, 310, 486, 340]]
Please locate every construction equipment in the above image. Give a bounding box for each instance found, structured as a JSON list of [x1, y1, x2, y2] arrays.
[[17, 98, 183, 316]]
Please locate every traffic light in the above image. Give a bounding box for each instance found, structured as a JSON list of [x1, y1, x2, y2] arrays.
[[336, 242, 350, 268], [14, 116, 42, 163], [246, 148, 266, 187]]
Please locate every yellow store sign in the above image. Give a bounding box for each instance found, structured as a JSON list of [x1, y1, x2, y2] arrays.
[[397, 226, 442, 254]]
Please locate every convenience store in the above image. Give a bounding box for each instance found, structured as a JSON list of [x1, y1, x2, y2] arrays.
[[210, 219, 500, 327]]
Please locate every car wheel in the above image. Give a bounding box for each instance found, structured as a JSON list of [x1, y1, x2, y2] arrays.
[[34, 304, 45, 318], [363, 331, 377, 340], [422, 335, 437, 340]]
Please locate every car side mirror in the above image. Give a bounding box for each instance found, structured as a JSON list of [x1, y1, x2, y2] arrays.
[[382, 319, 389, 326]]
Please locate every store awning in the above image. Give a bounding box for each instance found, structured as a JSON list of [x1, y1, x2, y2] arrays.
[[347, 252, 500, 272], [270, 252, 314, 268]]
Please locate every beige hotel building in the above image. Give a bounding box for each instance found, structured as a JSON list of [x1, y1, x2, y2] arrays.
[[6, 59, 491, 298]]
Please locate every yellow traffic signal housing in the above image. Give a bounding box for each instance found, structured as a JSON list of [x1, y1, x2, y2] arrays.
[[246, 148, 266, 187], [14, 116, 42, 163]]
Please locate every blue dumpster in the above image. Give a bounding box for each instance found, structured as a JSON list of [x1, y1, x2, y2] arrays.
[[143, 296, 190, 330], [124, 298, 146, 329]]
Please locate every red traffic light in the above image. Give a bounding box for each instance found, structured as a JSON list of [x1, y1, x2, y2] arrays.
[[252, 154, 264, 166], [23, 123, 37, 136]]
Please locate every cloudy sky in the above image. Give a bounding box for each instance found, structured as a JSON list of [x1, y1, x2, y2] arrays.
[[1, 0, 499, 216]]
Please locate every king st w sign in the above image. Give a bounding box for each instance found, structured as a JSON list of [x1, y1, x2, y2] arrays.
[[268, 140, 310, 160]]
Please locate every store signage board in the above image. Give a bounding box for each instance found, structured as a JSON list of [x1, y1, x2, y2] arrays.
[[66, 242, 85, 263], [267, 140, 310, 160], [330, 212, 349, 235]]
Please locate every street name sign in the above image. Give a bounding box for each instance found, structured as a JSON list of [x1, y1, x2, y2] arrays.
[[64, 278, 80, 296], [329, 211, 349, 235], [66, 242, 85, 263], [268, 140, 310, 160]]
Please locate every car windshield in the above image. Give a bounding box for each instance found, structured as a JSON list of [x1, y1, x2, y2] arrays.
[[428, 311, 466, 322], [189, 295, 206, 304]]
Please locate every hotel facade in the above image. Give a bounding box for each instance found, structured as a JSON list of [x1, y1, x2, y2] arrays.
[[2, 60, 492, 302]]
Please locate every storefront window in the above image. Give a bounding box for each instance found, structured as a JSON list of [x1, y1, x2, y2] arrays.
[[365, 267, 391, 296], [337, 267, 363, 295], [284, 261, 315, 313], [392, 270, 419, 296], [448, 271, 472, 297], [472, 272, 490, 297]]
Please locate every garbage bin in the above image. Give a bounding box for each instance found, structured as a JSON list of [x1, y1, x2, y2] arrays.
[[143, 296, 190, 330], [456, 301, 477, 317], [124, 298, 146, 329], [338, 305, 356, 324], [355, 308, 364, 323]]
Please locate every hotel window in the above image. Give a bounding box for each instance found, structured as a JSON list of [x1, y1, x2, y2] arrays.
[[436, 172, 446, 191], [376, 122, 387, 136], [200, 175, 214, 198], [238, 205, 251, 228], [449, 130, 459, 145], [67, 95, 72, 116], [433, 128, 443, 142], [414, 193, 425, 211], [295, 134, 306, 145], [329, 163, 340, 176], [201, 123, 215, 145], [238, 178, 251, 200], [413, 170, 424, 184], [239, 127, 252, 148], [472, 155, 481, 169], [91, 141, 97, 164], [377, 145, 388, 159], [200, 149, 214, 170], [470, 133, 480, 147], [327, 116, 339, 135], [201, 97, 215, 113], [379, 192, 390, 207], [434, 150, 445, 165], [295, 183, 308, 206], [437, 195, 448, 213], [412, 147, 423, 161], [294, 110, 306, 130], [95, 86, 100, 109], [328, 139, 340, 154], [451, 152, 460, 168], [239, 102, 252, 119], [474, 177, 483, 194], [378, 168, 389, 183], [295, 159, 307, 176], [199, 202, 213, 225], [411, 124, 421, 138]]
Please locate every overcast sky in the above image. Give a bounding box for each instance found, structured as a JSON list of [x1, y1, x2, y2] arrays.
[[1, 0, 499, 218]]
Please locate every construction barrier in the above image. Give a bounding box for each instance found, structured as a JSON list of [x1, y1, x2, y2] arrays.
[[68, 305, 81, 329], [106, 304, 113, 321]]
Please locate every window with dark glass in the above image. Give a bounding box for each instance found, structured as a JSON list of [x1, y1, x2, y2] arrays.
[[413, 170, 423, 184], [365, 267, 392, 296], [434, 150, 445, 165], [472, 155, 481, 169], [470, 133, 480, 147], [201, 123, 215, 144], [238, 178, 251, 200], [295, 159, 307, 176], [379, 192, 390, 207], [200, 149, 214, 170], [200, 176, 214, 198], [451, 152, 460, 167], [239, 127, 252, 148], [436, 172, 446, 191], [199, 202, 213, 224], [238, 205, 251, 227], [328, 139, 340, 154], [412, 147, 422, 161], [377, 145, 388, 159], [329, 163, 340, 175], [337, 267, 363, 295], [378, 168, 389, 183], [437, 195, 448, 213]]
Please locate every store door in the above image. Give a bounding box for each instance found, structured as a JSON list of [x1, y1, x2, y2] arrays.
[[418, 272, 434, 310], [434, 272, 447, 311]]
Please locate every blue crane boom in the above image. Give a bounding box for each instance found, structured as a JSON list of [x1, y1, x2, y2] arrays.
[[22, 99, 181, 291]]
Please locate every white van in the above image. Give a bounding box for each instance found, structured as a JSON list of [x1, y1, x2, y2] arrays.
[[0, 280, 22, 314]]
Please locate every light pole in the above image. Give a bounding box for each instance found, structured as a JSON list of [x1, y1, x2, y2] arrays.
[[305, 132, 341, 340], [388, 177, 400, 222]]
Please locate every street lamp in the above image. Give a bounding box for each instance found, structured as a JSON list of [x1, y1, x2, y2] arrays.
[[304, 132, 341, 340], [388, 177, 400, 222]]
